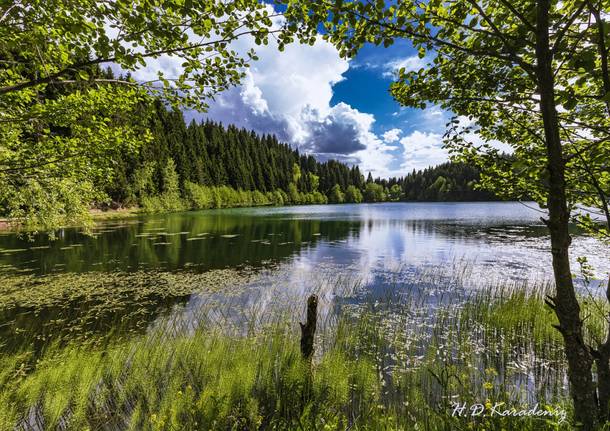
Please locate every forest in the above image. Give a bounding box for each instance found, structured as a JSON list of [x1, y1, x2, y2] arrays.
[[96, 99, 498, 213]]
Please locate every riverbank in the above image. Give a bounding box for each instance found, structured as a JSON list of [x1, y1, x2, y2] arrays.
[[0, 208, 141, 233], [0, 199, 496, 233]]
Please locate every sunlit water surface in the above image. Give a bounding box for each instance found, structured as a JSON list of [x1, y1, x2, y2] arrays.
[[1, 202, 608, 348]]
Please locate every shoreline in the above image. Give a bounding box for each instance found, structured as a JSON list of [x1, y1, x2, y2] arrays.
[[0, 207, 142, 233], [88, 207, 142, 221], [0, 200, 531, 233]]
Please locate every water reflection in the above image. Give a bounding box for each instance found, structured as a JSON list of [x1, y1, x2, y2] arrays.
[[0, 202, 607, 352], [1, 203, 606, 280], [0, 212, 358, 274]]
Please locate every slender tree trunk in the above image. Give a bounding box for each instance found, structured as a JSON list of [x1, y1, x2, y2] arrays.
[[595, 346, 610, 422], [535, 1, 598, 428], [594, 274, 610, 422]]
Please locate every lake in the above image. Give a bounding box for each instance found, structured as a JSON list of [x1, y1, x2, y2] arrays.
[[1, 202, 608, 351]]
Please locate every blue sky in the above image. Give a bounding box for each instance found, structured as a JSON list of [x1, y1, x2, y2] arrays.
[[195, 6, 463, 179], [132, 7, 460, 178], [333, 40, 444, 133], [330, 40, 452, 175]]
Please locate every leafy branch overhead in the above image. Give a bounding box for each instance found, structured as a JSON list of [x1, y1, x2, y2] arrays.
[[282, 0, 609, 428], [284, 0, 609, 240], [0, 0, 309, 232], [0, 0, 300, 108]]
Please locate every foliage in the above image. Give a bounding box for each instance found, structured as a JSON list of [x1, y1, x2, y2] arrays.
[[94, 97, 499, 212], [128, 161, 157, 206], [345, 185, 363, 203], [284, 0, 609, 238], [399, 162, 499, 201], [1, 77, 503, 226], [308, 172, 320, 192], [183, 182, 272, 210], [328, 184, 345, 204], [388, 184, 402, 201], [282, 0, 610, 426], [0, 0, 299, 231], [364, 183, 385, 203], [288, 182, 300, 204], [141, 159, 185, 213], [0, 77, 148, 233], [104, 102, 363, 210]]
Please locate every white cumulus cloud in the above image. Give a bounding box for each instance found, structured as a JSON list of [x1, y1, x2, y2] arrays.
[[382, 128, 402, 143], [181, 10, 398, 178], [382, 55, 428, 78], [399, 131, 448, 172], [115, 7, 464, 178]]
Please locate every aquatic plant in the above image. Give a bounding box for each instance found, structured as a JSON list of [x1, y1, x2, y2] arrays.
[[1, 273, 606, 430]]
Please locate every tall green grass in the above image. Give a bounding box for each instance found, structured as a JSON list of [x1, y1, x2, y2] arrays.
[[2, 276, 604, 430]]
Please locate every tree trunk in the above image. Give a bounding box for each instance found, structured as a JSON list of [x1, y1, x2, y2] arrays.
[[594, 278, 610, 422], [535, 1, 598, 428], [299, 294, 318, 406], [595, 350, 610, 422], [300, 294, 318, 360]]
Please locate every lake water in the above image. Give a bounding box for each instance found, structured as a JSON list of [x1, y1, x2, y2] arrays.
[[1, 202, 608, 350]]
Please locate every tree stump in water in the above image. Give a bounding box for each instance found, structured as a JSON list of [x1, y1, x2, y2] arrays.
[[299, 294, 318, 360]]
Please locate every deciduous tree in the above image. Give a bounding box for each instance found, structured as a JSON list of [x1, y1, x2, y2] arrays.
[[284, 0, 610, 427], [0, 0, 290, 231]]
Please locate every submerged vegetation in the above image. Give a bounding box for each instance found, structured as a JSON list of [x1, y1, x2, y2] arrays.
[[0, 269, 607, 430], [0, 268, 261, 357]]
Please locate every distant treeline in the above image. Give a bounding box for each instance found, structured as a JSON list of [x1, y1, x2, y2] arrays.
[[101, 102, 498, 212]]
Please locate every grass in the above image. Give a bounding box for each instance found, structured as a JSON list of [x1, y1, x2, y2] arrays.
[[89, 208, 142, 221], [1, 272, 606, 430]]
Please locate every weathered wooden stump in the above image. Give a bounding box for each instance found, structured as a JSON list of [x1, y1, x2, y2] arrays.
[[299, 294, 318, 360]]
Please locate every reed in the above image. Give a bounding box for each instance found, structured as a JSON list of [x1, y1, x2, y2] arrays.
[[0, 271, 607, 430]]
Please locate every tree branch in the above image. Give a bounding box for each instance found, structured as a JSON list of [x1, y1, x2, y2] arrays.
[[0, 0, 20, 23], [552, 1, 588, 53], [0, 28, 281, 96], [497, 0, 536, 32]]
